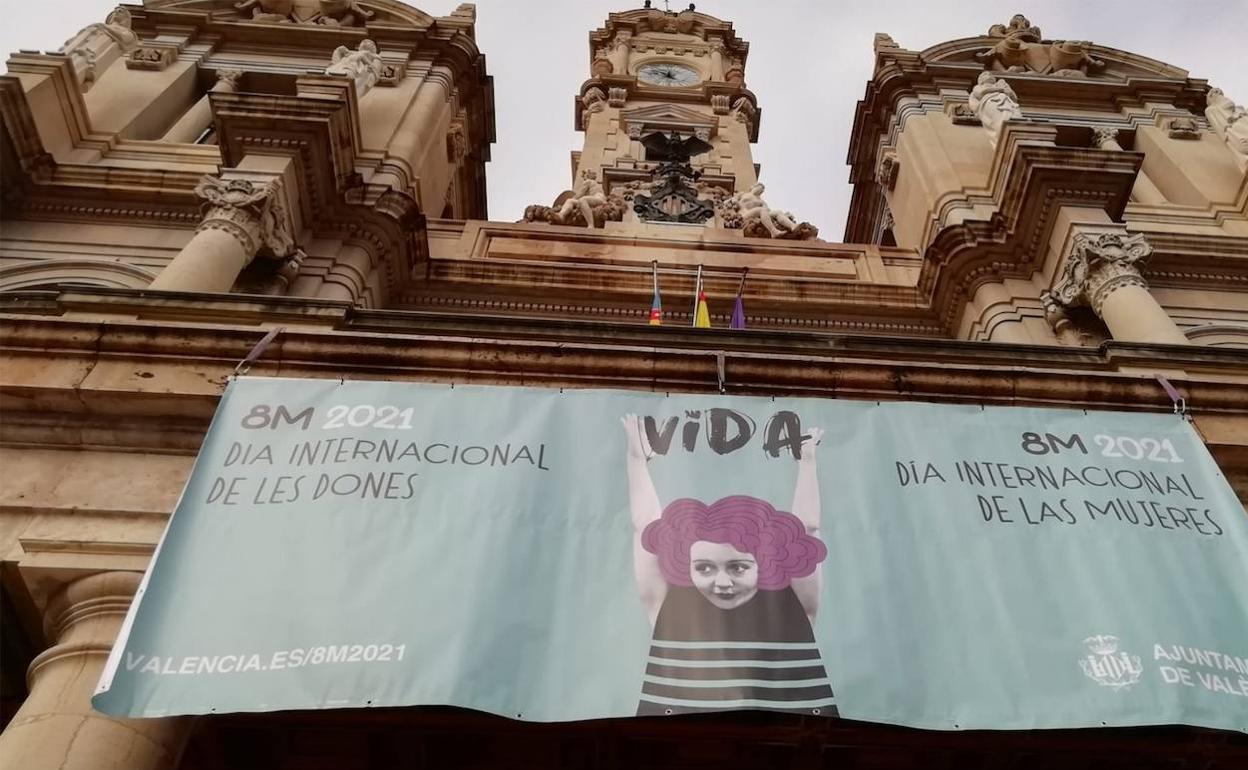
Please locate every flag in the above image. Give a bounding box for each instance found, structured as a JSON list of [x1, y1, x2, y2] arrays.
[[693, 265, 712, 329], [729, 268, 748, 330], [649, 261, 662, 325]]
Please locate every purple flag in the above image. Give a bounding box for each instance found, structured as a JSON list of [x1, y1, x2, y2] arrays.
[[729, 295, 746, 330]]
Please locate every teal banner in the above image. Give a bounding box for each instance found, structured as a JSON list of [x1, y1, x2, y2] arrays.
[[95, 377, 1248, 732]]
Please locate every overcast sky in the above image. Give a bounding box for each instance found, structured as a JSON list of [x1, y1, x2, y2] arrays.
[[5, 1, 1247, 238]]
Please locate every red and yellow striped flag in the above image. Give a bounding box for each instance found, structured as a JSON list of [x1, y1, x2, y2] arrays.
[[692, 265, 711, 328], [649, 261, 662, 325]]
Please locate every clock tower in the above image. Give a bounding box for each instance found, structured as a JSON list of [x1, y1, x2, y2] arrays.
[[526, 4, 762, 228]]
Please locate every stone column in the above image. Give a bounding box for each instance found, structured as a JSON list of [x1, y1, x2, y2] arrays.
[[1092, 128, 1167, 205], [1041, 231, 1188, 345], [160, 69, 242, 144], [0, 573, 190, 770], [149, 175, 297, 293]]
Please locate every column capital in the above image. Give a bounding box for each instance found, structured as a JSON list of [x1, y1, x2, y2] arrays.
[[1047, 231, 1153, 315], [194, 175, 297, 262], [1092, 126, 1121, 149], [214, 68, 244, 90]]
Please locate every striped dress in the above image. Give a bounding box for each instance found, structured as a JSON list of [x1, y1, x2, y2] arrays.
[[637, 585, 837, 716]]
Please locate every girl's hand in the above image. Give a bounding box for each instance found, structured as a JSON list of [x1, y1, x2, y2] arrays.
[[620, 414, 653, 460], [799, 427, 824, 463]]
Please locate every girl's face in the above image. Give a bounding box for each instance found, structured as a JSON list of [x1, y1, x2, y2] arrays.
[[689, 540, 759, 610]]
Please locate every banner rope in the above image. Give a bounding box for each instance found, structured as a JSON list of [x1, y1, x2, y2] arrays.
[[232, 326, 285, 378], [1153, 374, 1188, 419]]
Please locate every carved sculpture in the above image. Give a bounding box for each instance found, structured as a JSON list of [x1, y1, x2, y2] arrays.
[[976, 15, 1104, 77], [126, 46, 176, 72], [235, 0, 295, 23], [446, 124, 468, 164], [719, 183, 818, 240], [1041, 293, 1105, 347], [876, 153, 899, 190], [317, 0, 374, 27], [1205, 88, 1248, 170], [591, 51, 614, 76], [557, 170, 608, 226], [949, 103, 980, 126], [1045, 232, 1152, 316], [523, 171, 627, 229], [326, 40, 384, 97], [581, 87, 607, 127], [642, 9, 696, 35], [731, 97, 757, 133], [59, 7, 140, 92], [1167, 116, 1200, 140], [968, 72, 1023, 146], [195, 176, 298, 262]]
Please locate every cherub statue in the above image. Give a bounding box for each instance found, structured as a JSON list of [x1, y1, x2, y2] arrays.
[[968, 71, 1023, 144], [326, 39, 384, 97], [523, 170, 626, 228], [235, 0, 294, 23], [317, 0, 375, 27], [555, 170, 608, 227], [728, 183, 799, 238]]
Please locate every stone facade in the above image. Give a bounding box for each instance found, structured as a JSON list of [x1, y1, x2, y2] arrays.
[[1, 4, 1247, 768]]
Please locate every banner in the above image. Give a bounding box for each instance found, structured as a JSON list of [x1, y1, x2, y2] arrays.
[[95, 377, 1248, 732]]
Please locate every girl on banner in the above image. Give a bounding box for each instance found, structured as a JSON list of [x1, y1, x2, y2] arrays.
[[619, 415, 836, 717]]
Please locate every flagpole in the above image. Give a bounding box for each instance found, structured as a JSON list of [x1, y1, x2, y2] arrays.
[[692, 264, 703, 327], [735, 267, 748, 299], [652, 260, 659, 298]]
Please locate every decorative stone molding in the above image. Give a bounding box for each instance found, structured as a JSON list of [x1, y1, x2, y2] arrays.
[[876, 152, 899, 190], [627, 123, 644, 140], [874, 33, 900, 52], [711, 95, 731, 115], [976, 14, 1105, 77], [1045, 232, 1153, 316], [694, 127, 711, 142], [194, 176, 298, 261], [1166, 116, 1200, 140], [126, 45, 177, 71], [968, 72, 1023, 146], [326, 39, 384, 97], [607, 87, 628, 108], [59, 6, 139, 91]]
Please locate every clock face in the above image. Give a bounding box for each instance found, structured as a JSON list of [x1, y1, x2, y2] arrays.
[[636, 63, 701, 87]]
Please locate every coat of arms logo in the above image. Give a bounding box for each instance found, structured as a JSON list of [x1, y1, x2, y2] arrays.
[[1079, 635, 1143, 690]]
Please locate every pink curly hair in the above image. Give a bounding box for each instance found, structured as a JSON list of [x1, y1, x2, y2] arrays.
[[640, 495, 826, 590]]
